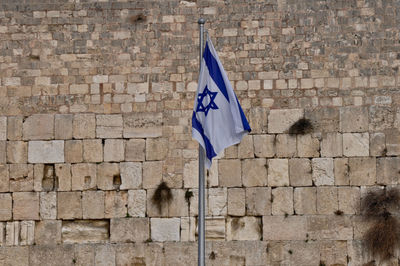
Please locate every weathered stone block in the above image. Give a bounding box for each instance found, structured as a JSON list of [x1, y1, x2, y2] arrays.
[[297, 134, 320, 157], [0, 141, 5, 164], [146, 138, 168, 161], [120, 162, 142, 189], [338, 187, 360, 214], [227, 188, 245, 216], [97, 163, 119, 190], [319, 240, 348, 266], [23, 114, 54, 140], [73, 114, 96, 139], [65, 140, 83, 163], [268, 109, 304, 133], [123, 113, 162, 138], [369, 106, 394, 131], [226, 217, 261, 241], [82, 191, 105, 219], [0, 165, 9, 192], [83, 139, 103, 162], [349, 157, 376, 186], [268, 159, 289, 187], [0, 246, 29, 265], [71, 163, 97, 191], [55, 114, 73, 140], [105, 191, 127, 218], [0, 117, 6, 140], [128, 190, 146, 217], [289, 158, 312, 186], [35, 220, 62, 245], [307, 216, 352, 240], [386, 129, 400, 155], [204, 217, 225, 240], [0, 193, 12, 221], [238, 135, 254, 158], [317, 187, 338, 214], [183, 160, 198, 188], [342, 133, 369, 157], [96, 114, 123, 138], [248, 107, 268, 133], [263, 216, 307, 240], [151, 218, 180, 242], [7, 116, 23, 140], [340, 106, 369, 132], [377, 157, 400, 185], [312, 158, 334, 186], [218, 159, 241, 187], [125, 139, 145, 161], [168, 189, 188, 217], [62, 220, 109, 243], [110, 218, 149, 243], [305, 107, 339, 132], [142, 161, 163, 189], [9, 164, 33, 192], [245, 187, 271, 216], [28, 141, 64, 163], [253, 134, 275, 158], [57, 192, 82, 219], [334, 158, 349, 185], [104, 139, 124, 162], [208, 188, 227, 216], [13, 192, 39, 220], [95, 245, 116, 266], [294, 187, 316, 215], [55, 164, 71, 191], [7, 141, 27, 163], [242, 158, 267, 187], [370, 132, 386, 156], [272, 187, 293, 215], [321, 133, 342, 157], [275, 134, 296, 157], [181, 217, 196, 242], [40, 192, 57, 219]]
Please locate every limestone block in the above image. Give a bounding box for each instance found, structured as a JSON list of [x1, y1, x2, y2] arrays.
[[340, 106, 368, 132], [128, 190, 146, 217], [0, 117, 6, 140], [317, 187, 338, 214], [146, 188, 168, 217], [146, 138, 168, 161], [307, 216, 353, 240], [275, 134, 296, 157], [71, 163, 97, 191], [74, 244, 95, 266], [105, 191, 127, 218], [0, 141, 5, 163], [338, 187, 360, 214], [343, 133, 369, 157], [168, 189, 188, 217], [9, 164, 33, 192], [189, 189, 208, 217], [297, 134, 320, 157], [242, 158, 268, 187], [218, 159, 241, 187], [245, 187, 271, 216], [183, 160, 198, 188], [263, 216, 307, 240], [289, 158, 312, 186], [73, 114, 96, 139], [120, 162, 142, 189], [268, 109, 304, 133], [253, 134, 275, 158], [104, 139, 124, 162], [142, 161, 163, 189], [268, 159, 289, 187], [40, 192, 56, 219], [114, 243, 164, 266], [55, 114, 73, 140], [294, 187, 317, 215], [95, 245, 116, 266], [370, 132, 386, 156], [22, 114, 54, 140], [238, 135, 254, 158], [319, 241, 348, 266], [57, 192, 82, 219], [227, 188, 245, 216], [28, 140, 64, 163], [13, 192, 39, 220], [321, 133, 343, 157], [208, 188, 227, 216], [248, 107, 268, 133], [349, 157, 376, 186], [82, 191, 105, 219], [224, 145, 238, 158], [5, 222, 18, 246], [96, 114, 123, 138], [386, 129, 400, 155], [7, 141, 27, 163], [204, 217, 225, 240], [180, 217, 196, 241], [151, 218, 180, 242], [0, 246, 29, 265], [0, 193, 12, 221], [34, 220, 62, 245], [7, 116, 23, 140], [377, 157, 400, 185], [312, 158, 334, 186], [65, 140, 83, 163], [110, 218, 149, 243], [62, 220, 109, 243], [123, 113, 162, 138], [97, 163, 120, 190], [125, 139, 145, 161], [226, 216, 261, 241], [83, 139, 103, 162], [334, 158, 349, 185], [19, 221, 34, 246], [369, 106, 394, 131], [207, 160, 219, 188], [271, 187, 293, 215], [0, 165, 9, 192], [55, 164, 71, 191], [33, 164, 43, 192]]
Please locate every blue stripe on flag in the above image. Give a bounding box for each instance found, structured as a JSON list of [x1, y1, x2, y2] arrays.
[[192, 111, 217, 161], [203, 43, 230, 103], [236, 96, 251, 132]]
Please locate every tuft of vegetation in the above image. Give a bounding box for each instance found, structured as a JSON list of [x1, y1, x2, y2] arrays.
[[209, 251, 216, 260], [152, 182, 173, 213], [129, 14, 146, 23], [288, 250, 293, 255], [288, 118, 313, 135], [319, 261, 326, 266], [334, 210, 344, 216], [185, 190, 193, 203], [361, 188, 400, 220]]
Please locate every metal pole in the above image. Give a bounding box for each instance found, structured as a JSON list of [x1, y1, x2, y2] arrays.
[[198, 18, 206, 266]]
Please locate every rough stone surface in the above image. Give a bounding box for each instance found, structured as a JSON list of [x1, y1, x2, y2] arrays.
[[28, 141, 64, 163], [242, 158, 267, 187], [268, 159, 289, 187], [110, 218, 149, 243], [312, 158, 334, 186], [268, 109, 304, 133], [151, 218, 180, 242], [62, 220, 109, 244], [13, 192, 39, 220]]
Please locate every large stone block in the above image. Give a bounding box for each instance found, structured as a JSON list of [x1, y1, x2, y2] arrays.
[[142, 161, 163, 189], [268, 109, 304, 133], [312, 158, 334, 186], [183, 160, 198, 188], [370, 132, 386, 156], [289, 158, 312, 186], [55, 164, 71, 191], [123, 113, 162, 138], [294, 187, 316, 215], [83, 139, 103, 163], [271, 187, 293, 215], [0, 141, 5, 164], [334, 158, 349, 185], [204, 217, 225, 240], [321, 133, 343, 157], [40, 192, 57, 219], [242, 158, 267, 187], [146, 138, 168, 161], [7, 141, 27, 163], [238, 135, 254, 158], [73, 114, 96, 139], [96, 114, 123, 138], [168, 189, 188, 217], [110, 218, 149, 243], [339, 106, 369, 132], [105, 191, 127, 218], [317, 187, 338, 215], [349, 157, 376, 186], [128, 190, 146, 217], [226, 216, 261, 241], [0, 193, 12, 221], [180, 217, 196, 242], [248, 107, 268, 133], [305, 107, 339, 132], [23, 114, 54, 140], [245, 187, 271, 216], [97, 163, 120, 190], [263, 216, 307, 240], [55, 114, 73, 140], [82, 191, 105, 219], [151, 218, 180, 242], [0, 117, 6, 140], [57, 192, 82, 219], [7, 116, 23, 140], [62, 220, 109, 243], [386, 129, 400, 155], [268, 159, 289, 186], [13, 192, 39, 220], [0, 247, 29, 265], [342, 133, 369, 157], [218, 159, 241, 187], [275, 134, 297, 157], [28, 140, 64, 163], [35, 220, 62, 245], [125, 139, 145, 161], [377, 157, 400, 185], [95, 245, 116, 266], [297, 134, 320, 157], [104, 139, 124, 162], [208, 188, 227, 216], [227, 188, 245, 216], [307, 216, 353, 240], [71, 163, 97, 191], [0, 165, 9, 192], [64, 140, 83, 163], [120, 162, 142, 189], [338, 187, 360, 214], [253, 134, 275, 157], [9, 164, 33, 192]]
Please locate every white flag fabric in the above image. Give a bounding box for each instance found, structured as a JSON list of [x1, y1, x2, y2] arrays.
[[192, 36, 251, 168]]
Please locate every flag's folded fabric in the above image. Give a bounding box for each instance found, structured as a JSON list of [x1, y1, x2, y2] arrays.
[[192, 36, 251, 168]]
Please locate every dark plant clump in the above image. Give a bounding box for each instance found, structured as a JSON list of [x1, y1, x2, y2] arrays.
[[361, 188, 400, 220], [288, 118, 313, 135], [209, 251, 216, 260], [185, 190, 193, 203], [129, 14, 146, 23], [334, 210, 344, 216], [152, 182, 173, 213]]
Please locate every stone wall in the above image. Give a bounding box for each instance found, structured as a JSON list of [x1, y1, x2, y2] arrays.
[[0, 0, 400, 265]]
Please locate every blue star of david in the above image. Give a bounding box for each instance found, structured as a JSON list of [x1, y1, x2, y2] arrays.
[[196, 86, 218, 116]]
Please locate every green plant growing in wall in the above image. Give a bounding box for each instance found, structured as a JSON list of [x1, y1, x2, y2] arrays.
[[361, 188, 400, 262], [152, 182, 173, 213]]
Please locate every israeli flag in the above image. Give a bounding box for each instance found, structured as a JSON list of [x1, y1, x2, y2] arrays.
[[192, 36, 251, 168]]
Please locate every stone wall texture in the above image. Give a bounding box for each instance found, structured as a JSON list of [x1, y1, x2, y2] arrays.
[[0, 0, 400, 265]]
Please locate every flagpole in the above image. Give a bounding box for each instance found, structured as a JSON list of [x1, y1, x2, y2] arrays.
[[197, 17, 206, 266]]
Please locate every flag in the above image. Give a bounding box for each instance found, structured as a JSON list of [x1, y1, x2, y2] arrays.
[[192, 36, 251, 168]]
